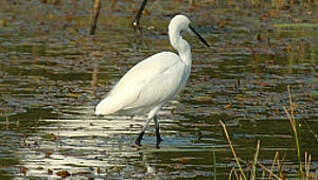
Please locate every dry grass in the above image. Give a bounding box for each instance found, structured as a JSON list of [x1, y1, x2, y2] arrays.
[[251, 140, 260, 180], [220, 120, 247, 180], [283, 85, 303, 176], [220, 86, 316, 179]]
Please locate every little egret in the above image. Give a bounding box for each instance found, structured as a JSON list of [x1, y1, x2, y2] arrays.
[[95, 15, 209, 147]]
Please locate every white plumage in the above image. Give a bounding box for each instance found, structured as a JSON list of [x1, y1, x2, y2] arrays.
[[95, 15, 209, 147], [95, 52, 188, 116]]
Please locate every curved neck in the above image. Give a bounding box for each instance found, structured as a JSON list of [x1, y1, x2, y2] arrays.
[[169, 28, 192, 66]]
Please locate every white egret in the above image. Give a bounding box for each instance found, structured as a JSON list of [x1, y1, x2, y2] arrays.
[[95, 14, 209, 147]]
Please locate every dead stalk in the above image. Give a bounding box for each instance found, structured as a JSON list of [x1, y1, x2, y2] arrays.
[[251, 140, 261, 180], [303, 120, 318, 143], [6, 116, 9, 130], [219, 120, 247, 180], [257, 162, 282, 180], [228, 167, 235, 180], [283, 85, 304, 176], [305, 152, 312, 180], [237, 158, 282, 180], [277, 154, 286, 179], [233, 168, 240, 180], [213, 150, 217, 180], [89, 0, 101, 35], [269, 152, 279, 180]]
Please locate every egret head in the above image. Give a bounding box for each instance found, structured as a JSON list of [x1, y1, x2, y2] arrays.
[[169, 15, 191, 33], [169, 15, 210, 48]]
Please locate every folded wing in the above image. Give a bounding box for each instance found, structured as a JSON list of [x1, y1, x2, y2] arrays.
[[95, 52, 187, 115]]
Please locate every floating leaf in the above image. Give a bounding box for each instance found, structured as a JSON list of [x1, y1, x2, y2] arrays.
[[66, 93, 80, 98], [36, 166, 44, 170], [0, 19, 7, 27], [42, 133, 57, 141], [20, 166, 28, 176], [224, 103, 232, 109], [173, 157, 191, 164], [56, 170, 71, 178], [45, 151, 52, 158], [194, 96, 212, 103]]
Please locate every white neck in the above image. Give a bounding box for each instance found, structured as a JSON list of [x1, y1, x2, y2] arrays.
[[169, 28, 192, 66]]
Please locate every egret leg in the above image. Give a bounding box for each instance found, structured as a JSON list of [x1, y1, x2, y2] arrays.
[[135, 116, 152, 146], [135, 131, 144, 147], [154, 115, 162, 146]]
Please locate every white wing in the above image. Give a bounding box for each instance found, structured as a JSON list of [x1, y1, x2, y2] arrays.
[[95, 52, 188, 115]]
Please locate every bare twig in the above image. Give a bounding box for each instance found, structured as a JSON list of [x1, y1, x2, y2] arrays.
[[269, 152, 279, 180], [257, 162, 283, 180], [6, 115, 9, 130], [213, 151, 217, 180], [132, 0, 148, 31], [251, 140, 261, 180], [262, 170, 266, 180], [219, 120, 247, 180], [277, 154, 286, 179], [228, 167, 235, 180], [303, 120, 318, 144], [89, 0, 101, 35], [237, 158, 283, 180], [233, 168, 240, 180], [305, 152, 312, 180], [189, 0, 196, 9]]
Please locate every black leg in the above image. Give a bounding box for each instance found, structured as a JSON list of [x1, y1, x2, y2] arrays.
[[154, 115, 162, 145], [156, 126, 162, 143], [132, 0, 148, 31], [135, 116, 153, 147], [135, 131, 144, 146]]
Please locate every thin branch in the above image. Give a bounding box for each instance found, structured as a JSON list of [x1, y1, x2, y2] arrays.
[[89, 0, 101, 35]]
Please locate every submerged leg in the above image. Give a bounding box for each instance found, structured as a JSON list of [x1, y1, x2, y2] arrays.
[[135, 116, 152, 146], [154, 115, 162, 146], [135, 131, 144, 146]]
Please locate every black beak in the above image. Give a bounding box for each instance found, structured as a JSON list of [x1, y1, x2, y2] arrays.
[[189, 25, 210, 47]]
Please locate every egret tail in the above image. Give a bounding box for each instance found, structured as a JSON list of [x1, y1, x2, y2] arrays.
[[95, 96, 123, 115]]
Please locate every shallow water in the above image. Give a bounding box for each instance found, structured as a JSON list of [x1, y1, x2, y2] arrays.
[[0, 0, 317, 179]]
